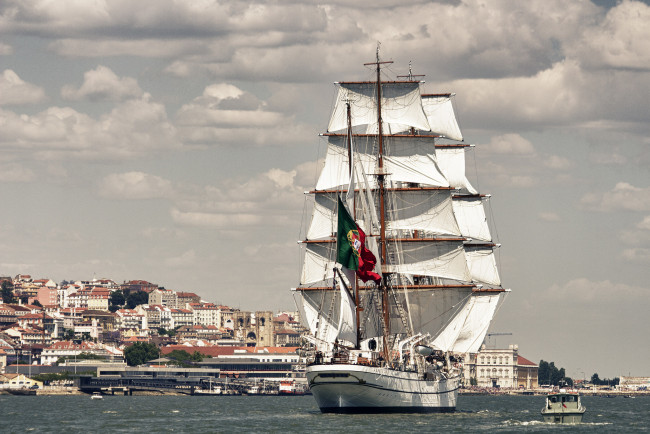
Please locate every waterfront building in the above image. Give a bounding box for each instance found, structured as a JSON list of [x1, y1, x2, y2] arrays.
[[463, 344, 539, 389], [0, 373, 42, 389], [162, 344, 303, 382], [0, 348, 6, 373], [619, 376, 650, 390], [41, 340, 123, 365]]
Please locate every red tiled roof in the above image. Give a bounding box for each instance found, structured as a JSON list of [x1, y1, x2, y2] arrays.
[[161, 345, 299, 358], [46, 341, 94, 350], [517, 355, 537, 366]]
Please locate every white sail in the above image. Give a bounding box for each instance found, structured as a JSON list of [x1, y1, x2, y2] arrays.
[[337, 281, 358, 346], [328, 82, 430, 132], [385, 241, 471, 283], [315, 135, 448, 190], [436, 147, 477, 194], [452, 196, 491, 241], [450, 293, 501, 353], [298, 290, 340, 346], [392, 286, 473, 338], [465, 246, 501, 286], [309, 189, 460, 241], [300, 242, 336, 285], [307, 193, 337, 240], [422, 94, 463, 141], [387, 190, 460, 236], [430, 297, 473, 352]]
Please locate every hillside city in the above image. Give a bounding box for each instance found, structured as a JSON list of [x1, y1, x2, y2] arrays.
[[0, 275, 304, 371], [1, 274, 647, 395]]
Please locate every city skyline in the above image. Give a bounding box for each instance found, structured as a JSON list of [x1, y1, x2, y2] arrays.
[[1, 0, 649, 377]]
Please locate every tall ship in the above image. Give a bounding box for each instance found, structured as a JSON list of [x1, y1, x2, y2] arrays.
[[294, 50, 508, 413]]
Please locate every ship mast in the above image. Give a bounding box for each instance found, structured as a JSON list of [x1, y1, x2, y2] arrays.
[[365, 44, 392, 359], [345, 101, 362, 350]]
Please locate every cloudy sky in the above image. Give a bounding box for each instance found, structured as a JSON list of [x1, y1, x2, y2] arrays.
[[1, 0, 649, 377]]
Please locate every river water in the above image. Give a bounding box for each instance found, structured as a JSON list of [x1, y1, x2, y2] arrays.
[[0, 394, 647, 433]]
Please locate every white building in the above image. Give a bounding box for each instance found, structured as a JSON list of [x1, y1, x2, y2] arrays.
[[464, 344, 539, 389]]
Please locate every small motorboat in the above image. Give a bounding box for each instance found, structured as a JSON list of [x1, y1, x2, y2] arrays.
[[541, 387, 585, 424], [91, 392, 103, 400]]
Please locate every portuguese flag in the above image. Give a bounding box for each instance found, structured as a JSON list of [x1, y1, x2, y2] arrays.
[[336, 196, 382, 283]]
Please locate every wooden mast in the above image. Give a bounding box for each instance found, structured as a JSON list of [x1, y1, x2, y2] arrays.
[[365, 45, 392, 360]]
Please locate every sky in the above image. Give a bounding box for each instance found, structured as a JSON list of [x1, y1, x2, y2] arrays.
[[1, 0, 649, 378]]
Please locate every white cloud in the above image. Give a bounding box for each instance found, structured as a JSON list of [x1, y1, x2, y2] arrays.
[[572, 0, 650, 71], [544, 277, 647, 304], [589, 151, 627, 166], [175, 84, 309, 147], [0, 94, 180, 160], [621, 248, 650, 263], [61, 65, 143, 101], [638, 215, 650, 231], [164, 250, 196, 267], [169, 167, 303, 229], [98, 172, 173, 200], [539, 212, 561, 222], [0, 43, 12, 55], [543, 155, 571, 170], [483, 133, 535, 155], [620, 215, 650, 245], [171, 208, 262, 227], [0, 163, 35, 182], [0, 70, 46, 105], [580, 182, 650, 212]]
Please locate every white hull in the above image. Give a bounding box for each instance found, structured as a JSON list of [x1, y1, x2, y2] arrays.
[[307, 364, 459, 413]]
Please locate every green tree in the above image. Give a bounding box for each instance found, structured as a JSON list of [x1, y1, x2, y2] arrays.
[[126, 291, 149, 309], [109, 290, 126, 312], [2, 281, 16, 303], [591, 373, 601, 385], [538, 359, 573, 386], [164, 349, 204, 367], [124, 342, 159, 366]]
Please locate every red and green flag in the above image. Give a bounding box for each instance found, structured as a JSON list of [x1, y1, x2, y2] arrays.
[[336, 196, 382, 284]]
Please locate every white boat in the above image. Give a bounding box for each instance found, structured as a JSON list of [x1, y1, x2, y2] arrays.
[[90, 392, 103, 400], [541, 388, 586, 423], [294, 48, 507, 413]]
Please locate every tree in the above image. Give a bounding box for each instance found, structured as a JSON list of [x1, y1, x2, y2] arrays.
[[126, 291, 149, 309], [1, 281, 16, 304], [591, 373, 601, 385], [124, 342, 159, 366], [164, 349, 204, 367], [109, 290, 126, 312], [538, 359, 573, 386], [32, 299, 43, 307]]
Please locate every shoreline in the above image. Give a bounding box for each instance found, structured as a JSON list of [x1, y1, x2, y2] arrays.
[[459, 388, 650, 397], [3, 387, 648, 397]]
